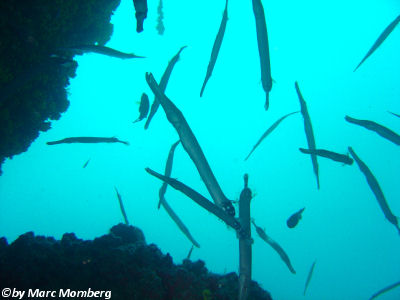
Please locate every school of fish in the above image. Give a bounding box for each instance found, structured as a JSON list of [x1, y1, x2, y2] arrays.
[[36, 2, 400, 300]]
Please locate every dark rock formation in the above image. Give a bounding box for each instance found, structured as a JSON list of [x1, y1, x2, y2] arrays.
[[0, 0, 121, 175], [0, 224, 272, 300]]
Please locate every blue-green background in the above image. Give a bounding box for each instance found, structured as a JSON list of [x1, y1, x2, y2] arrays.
[[1, 0, 400, 299]]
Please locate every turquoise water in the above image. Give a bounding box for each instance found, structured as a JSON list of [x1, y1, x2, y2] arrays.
[[1, 0, 400, 299]]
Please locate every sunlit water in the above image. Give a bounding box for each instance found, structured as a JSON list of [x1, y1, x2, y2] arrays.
[[1, 1, 400, 299]]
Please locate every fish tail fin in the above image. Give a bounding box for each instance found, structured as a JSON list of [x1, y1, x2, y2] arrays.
[[264, 93, 269, 110]]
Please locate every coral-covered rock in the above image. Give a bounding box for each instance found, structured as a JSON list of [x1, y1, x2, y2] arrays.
[[0, 0, 121, 175], [0, 224, 273, 300]]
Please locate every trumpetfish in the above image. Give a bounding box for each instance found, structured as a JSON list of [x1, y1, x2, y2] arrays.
[[145, 72, 235, 216], [238, 174, 252, 300], [348, 147, 400, 235], [157, 140, 201, 248], [345, 115, 400, 146], [145, 168, 241, 232], [251, 0, 273, 110], [295, 82, 320, 189], [145, 46, 187, 130], [200, 0, 228, 97], [354, 14, 400, 72], [46, 137, 129, 145]]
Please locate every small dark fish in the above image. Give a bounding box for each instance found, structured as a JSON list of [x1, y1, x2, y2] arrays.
[[369, 280, 400, 300], [244, 111, 299, 160], [200, 0, 228, 97], [115, 187, 129, 225], [46, 137, 129, 145], [145, 72, 235, 216], [133, 93, 149, 123], [82, 159, 90, 168], [349, 147, 400, 235], [61, 45, 145, 59], [286, 207, 305, 229], [299, 148, 353, 165], [186, 245, 194, 260], [354, 14, 400, 72], [251, 0, 272, 110], [295, 82, 320, 189], [133, 0, 148, 33], [251, 219, 296, 274], [388, 111, 400, 118], [304, 260, 316, 296], [145, 46, 187, 130], [156, 0, 165, 35], [345, 116, 400, 146]]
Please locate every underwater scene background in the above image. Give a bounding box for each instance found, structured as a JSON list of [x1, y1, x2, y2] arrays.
[[1, 0, 400, 299]]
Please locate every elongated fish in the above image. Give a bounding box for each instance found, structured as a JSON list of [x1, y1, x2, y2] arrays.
[[115, 187, 129, 225], [286, 207, 305, 229], [200, 0, 228, 97], [61, 45, 145, 59], [348, 147, 400, 235], [299, 148, 353, 165], [47, 137, 129, 145], [186, 245, 194, 260], [157, 141, 200, 247], [244, 111, 299, 160], [158, 140, 181, 209], [145, 168, 241, 232], [145, 46, 187, 130], [369, 280, 400, 300], [160, 194, 200, 248], [354, 14, 400, 72], [133, 0, 148, 33], [251, 219, 296, 274], [252, 0, 272, 110], [156, 0, 165, 35], [145, 72, 235, 216], [133, 93, 149, 123], [82, 159, 90, 168], [304, 260, 316, 296], [345, 116, 400, 146], [295, 82, 320, 189], [388, 111, 400, 118], [239, 174, 252, 300]]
